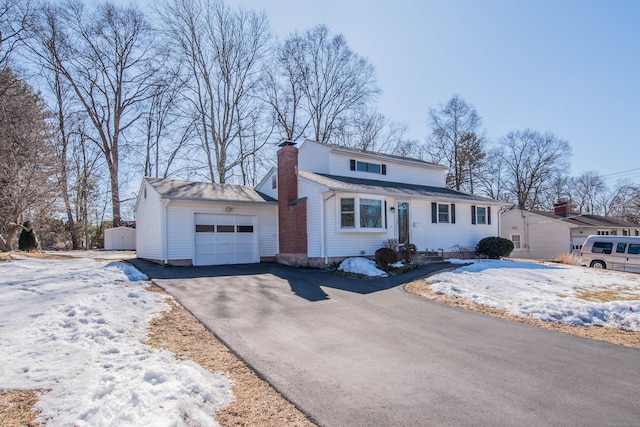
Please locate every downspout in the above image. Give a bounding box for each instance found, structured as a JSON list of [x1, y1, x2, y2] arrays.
[[322, 191, 337, 264], [162, 199, 170, 264]]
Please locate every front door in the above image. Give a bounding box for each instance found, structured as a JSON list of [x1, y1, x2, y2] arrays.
[[397, 202, 410, 245]]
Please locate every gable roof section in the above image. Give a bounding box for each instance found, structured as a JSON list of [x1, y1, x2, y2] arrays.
[[298, 171, 503, 204], [530, 210, 639, 228], [301, 140, 447, 170], [146, 177, 276, 203]]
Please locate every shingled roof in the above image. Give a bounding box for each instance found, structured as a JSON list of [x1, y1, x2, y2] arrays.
[[298, 171, 503, 204], [530, 210, 639, 228], [145, 177, 276, 203]]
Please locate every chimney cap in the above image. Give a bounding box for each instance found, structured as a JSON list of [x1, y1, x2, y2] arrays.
[[278, 139, 297, 147]]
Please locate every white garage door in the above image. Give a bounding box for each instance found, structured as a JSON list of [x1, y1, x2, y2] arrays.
[[194, 213, 258, 266]]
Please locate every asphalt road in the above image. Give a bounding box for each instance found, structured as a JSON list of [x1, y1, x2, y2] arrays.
[[130, 260, 640, 426]]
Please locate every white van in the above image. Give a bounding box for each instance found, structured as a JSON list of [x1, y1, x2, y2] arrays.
[[579, 235, 640, 273]]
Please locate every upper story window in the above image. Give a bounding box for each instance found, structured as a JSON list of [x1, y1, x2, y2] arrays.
[[340, 197, 384, 230], [471, 206, 492, 225], [597, 230, 610, 236], [431, 203, 456, 224], [271, 175, 277, 189], [350, 159, 386, 175]]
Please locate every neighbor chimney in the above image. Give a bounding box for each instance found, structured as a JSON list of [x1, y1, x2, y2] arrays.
[[554, 200, 573, 217]]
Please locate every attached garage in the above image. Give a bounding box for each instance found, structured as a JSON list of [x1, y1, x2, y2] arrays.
[[135, 177, 278, 266], [194, 213, 258, 265]]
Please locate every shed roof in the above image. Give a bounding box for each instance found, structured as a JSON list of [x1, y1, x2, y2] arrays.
[[298, 171, 504, 204], [146, 177, 276, 203], [529, 210, 639, 228]]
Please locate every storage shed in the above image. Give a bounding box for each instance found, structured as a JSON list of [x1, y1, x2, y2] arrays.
[[104, 226, 136, 250]]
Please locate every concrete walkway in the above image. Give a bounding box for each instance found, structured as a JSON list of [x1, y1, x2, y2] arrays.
[[131, 260, 640, 426]]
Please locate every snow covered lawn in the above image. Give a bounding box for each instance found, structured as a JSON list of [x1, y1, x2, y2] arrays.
[[428, 259, 640, 331], [0, 254, 234, 426]]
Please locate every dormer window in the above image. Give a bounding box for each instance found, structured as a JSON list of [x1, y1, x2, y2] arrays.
[[350, 159, 386, 175]]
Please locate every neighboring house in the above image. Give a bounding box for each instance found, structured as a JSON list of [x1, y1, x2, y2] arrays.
[[135, 178, 277, 266], [501, 203, 640, 260], [135, 140, 506, 266]]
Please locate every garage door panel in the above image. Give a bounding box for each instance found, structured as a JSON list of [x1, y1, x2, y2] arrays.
[[194, 213, 257, 266]]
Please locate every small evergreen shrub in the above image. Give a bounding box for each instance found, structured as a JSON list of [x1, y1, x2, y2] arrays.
[[475, 236, 514, 259], [375, 247, 399, 267], [18, 221, 38, 252]]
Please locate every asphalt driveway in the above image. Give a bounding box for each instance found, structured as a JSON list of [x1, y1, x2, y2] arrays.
[[130, 260, 640, 426]]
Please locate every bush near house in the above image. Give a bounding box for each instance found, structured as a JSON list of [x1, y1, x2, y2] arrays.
[[476, 236, 514, 259], [398, 243, 417, 262], [375, 247, 398, 267]]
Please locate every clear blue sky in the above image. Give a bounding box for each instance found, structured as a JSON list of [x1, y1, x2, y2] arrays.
[[233, 0, 640, 183]]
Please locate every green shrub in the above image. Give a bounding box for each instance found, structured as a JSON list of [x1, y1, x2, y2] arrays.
[[375, 247, 398, 267], [475, 236, 514, 259]]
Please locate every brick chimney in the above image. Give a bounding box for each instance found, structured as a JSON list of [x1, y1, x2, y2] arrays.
[[277, 141, 307, 258], [554, 200, 573, 217]]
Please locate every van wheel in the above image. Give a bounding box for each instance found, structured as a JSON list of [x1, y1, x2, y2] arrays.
[[590, 260, 606, 269]]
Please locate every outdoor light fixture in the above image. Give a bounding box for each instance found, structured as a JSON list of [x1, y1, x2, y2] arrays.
[[225, 207, 233, 212], [390, 206, 396, 212]]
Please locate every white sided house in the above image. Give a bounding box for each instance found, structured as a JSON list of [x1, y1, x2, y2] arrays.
[[501, 203, 640, 261], [135, 140, 506, 267], [256, 140, 506, 266], [135, 178, 278, 266]]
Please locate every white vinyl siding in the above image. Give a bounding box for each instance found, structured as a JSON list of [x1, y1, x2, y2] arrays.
[[163, 200, 277, 263], [329, 151, 446, 187], [135, 181, 163, 260]]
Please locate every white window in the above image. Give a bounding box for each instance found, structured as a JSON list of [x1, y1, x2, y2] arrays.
[[431, 202, 456, 224], [340, 197, 384, 230], [623, 229, 630, 236], [597, 230, 610, 235], [438, 204, 450, 223], [471, 205, 491, 225], [511, 234, 521, 250], [349, 159, 387, 175]]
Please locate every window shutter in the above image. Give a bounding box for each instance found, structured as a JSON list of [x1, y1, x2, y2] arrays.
[[431, 202, 437, 223], [471, 206, 476, 225], [451, 204, 456, 224], [350, 159, 356, 171], [488, 206, 492, 225], [381, 164, 387, 175]]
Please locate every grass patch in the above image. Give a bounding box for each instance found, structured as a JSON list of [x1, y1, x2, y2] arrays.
[[145, 284, 315, 426], [0, 389, 44, 427]]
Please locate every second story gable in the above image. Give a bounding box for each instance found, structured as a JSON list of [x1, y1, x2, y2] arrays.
[[297, 140, 448, 188]]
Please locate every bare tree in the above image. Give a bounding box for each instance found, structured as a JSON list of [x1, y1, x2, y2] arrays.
[[499, 129, 572, 210], [28, 1, 161, 227], [0, 68, 56, 251], [159, 0, 272, 184], [271, 24, 379, 144], [570, 171, 607, 214], [427, 95, 484, 192], [0, 0, 34, 66], [475, 146, 506, 201]]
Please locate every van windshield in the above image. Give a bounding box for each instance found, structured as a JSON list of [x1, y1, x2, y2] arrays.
[[592, 242, 613, 254]]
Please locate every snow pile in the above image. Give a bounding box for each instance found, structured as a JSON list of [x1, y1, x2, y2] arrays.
[[338, 257, 387, 277], [430, 259, 640, 331], [0, 256, 234, 426]]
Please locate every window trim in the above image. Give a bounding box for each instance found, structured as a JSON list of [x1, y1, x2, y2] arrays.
[[431, 202, 456, 224], [339, 196, 386, 231], [349, 159, 387, 175], [471, 205, 492, 225], [511, 234, 522, 250]]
